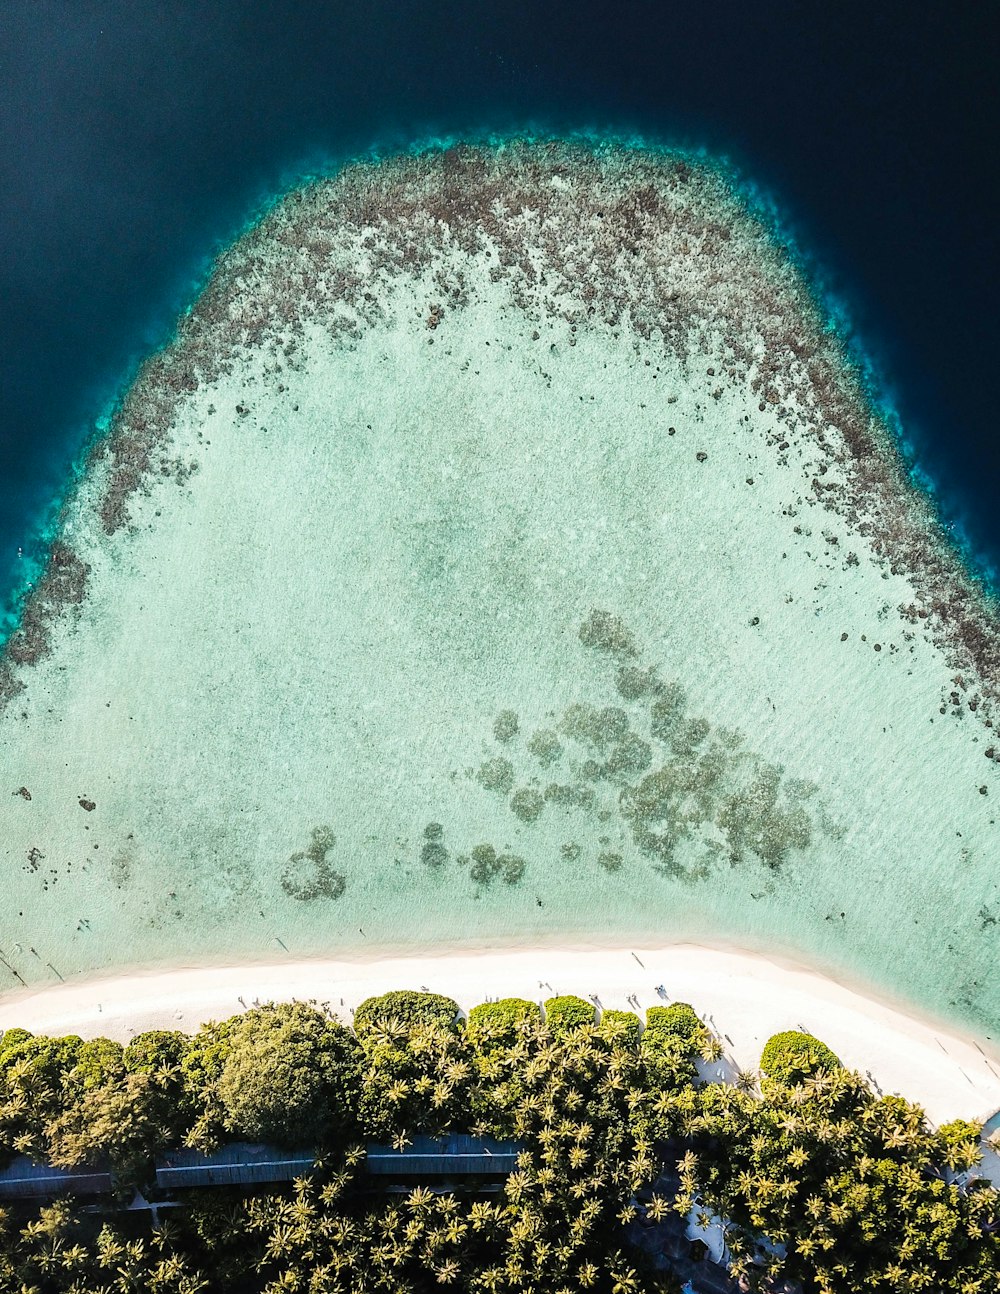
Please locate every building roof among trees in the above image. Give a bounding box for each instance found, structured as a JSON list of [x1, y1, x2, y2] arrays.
[[152, 1134, 521, 1190], [154, 1142, 317, 1189], [0, 1156, 114, 1198], [365, 1134, 521, 1176]]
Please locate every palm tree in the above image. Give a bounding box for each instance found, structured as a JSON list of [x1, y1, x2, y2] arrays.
[[608, 1254, 642, 1294], [434, 1257, 461, 1283], [577, 1260, 599, 1288], [406, 1185, 435, 1218]]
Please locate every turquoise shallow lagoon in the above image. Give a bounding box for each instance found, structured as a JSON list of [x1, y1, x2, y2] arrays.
[[2, 140, 998, 1039]]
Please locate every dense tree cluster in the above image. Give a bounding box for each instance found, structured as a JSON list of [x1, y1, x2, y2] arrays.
[[672, 1076, 997, 1290], [758, 1033, 841, 1084], [0, 994, 996, 1292]]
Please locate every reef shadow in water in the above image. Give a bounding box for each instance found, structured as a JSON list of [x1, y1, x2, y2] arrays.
[[281, 825, 346, 902], [418, 609, 838, 889]]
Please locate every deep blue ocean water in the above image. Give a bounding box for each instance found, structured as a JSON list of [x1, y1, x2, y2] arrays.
[[1, 0, 997, 626]]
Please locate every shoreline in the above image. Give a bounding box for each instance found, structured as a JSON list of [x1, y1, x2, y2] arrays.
[[2, 941, 999, 1132]]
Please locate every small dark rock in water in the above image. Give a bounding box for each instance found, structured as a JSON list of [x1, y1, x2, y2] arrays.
[[493, 709, 519, 743], [13, 787, 31, 800], [527, 728, 563, 767], [478, 756, 515, 795], [841, 632, 849, 641], [78, 798, 96, 812], [696, 451, 708, 462], [578, 609, 638, 658], [421, 840, 449, 867], [420, 822, 449, 867], [510, 787, 545, 824], [750, 616, 760, 626], [980, 786, 988, 795]]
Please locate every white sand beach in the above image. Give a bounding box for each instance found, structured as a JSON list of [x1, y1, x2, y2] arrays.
[[2, 942, 998, 1136]]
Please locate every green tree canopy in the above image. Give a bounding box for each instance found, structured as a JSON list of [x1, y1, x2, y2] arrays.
[[759, 1029, 841, 1083], [466, 997, 541, 1050], [543, 994, 595, 1035], [215, 1002, 362, 1147], [937, 1117, 984, 1172], [0, 1033, 85, 1158], [644, 1002, 703, 1042], [0, 1027, 32, 1057], [123, 1029, 188, 1075], [63, 1037, 125, 1097], [686, 1068, 1000, 1291], [0, 986, 994, 1292], [641, 1002, 717, 1087], [0, 1033, 83, 1087], [598, 1009, 642, 1049], [353, 990, 461, 1040]]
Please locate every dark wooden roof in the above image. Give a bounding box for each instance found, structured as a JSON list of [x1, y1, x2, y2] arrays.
[[365, 1134, 520, 1176], [155, 1142, 316, 1189], [153, 1134, 521, 1189], [0, 1133, 521, 1199], [0, 1156, 114, 1198]]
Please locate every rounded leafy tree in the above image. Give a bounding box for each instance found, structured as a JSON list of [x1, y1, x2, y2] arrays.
[[760, 1030, 841, 1082], [63, 1037, 125, 1096], [642, 1002, 716, 1083], [123, 1029, 188, 1075], [0, 1028, 33, 1057], [937, 1118, 983, 1172], [544, 995, 595, 1035], [597, 1009, 641, 1048], [353, 990, 461, 1040], [645, 1003, 702, 1043], [466, 998, 541, 1048], [216, 1002, 362, 1146], [0, 1033, 83, 1086]]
